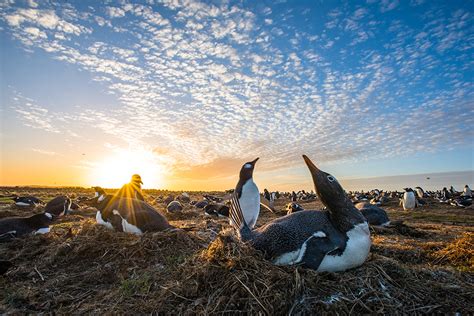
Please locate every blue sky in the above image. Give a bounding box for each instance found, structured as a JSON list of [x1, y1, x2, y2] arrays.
[[0, 0, 473, 190]]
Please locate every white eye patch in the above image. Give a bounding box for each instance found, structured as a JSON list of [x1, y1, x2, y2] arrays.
[[327, 175, 336, 182], [244, 163, 252, 169], [44, 212, 53, 219]]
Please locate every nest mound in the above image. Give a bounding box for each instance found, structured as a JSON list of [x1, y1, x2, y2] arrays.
[[431, 232, 474, 271], [1, 190, 474, 314]]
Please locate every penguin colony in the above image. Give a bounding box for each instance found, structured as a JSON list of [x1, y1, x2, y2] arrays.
[[0, 162, 471, 274]]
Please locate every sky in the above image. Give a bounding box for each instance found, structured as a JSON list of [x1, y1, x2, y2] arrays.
[[0, 0, 473, 191]]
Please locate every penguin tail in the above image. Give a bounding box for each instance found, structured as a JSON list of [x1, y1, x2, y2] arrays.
[[230, 193, 252, 241]]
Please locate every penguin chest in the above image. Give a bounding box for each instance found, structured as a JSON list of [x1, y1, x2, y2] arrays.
[[112, 210, 143, 235], [96, 211, 113, 230], [239, 181, 260, 228], [317, 223, 371, 272], [34, 227, 50, 235], [403, 193, 416, 210]]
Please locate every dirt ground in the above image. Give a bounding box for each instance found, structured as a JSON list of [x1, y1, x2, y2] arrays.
[[0, 187, 473, 314]]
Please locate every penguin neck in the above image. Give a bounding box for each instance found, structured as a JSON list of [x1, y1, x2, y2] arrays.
[[326, 199, 367, 232]]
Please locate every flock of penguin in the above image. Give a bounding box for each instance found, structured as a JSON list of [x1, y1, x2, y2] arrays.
[[1, 157, 472, 273]]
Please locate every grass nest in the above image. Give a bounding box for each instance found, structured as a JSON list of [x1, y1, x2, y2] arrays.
[[431, 232, 474, 271]]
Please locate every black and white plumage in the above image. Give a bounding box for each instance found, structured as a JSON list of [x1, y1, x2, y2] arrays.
[[355, 202, 390, 227], [45, 196, 73, 217], [11, 195, 43, 207], [91, 190, 174, 235], [401, 188, 416, 211], [233, 158, 260, 228], [0, 212, 52, 241], [167, 201, 183, 213], [286, 202, 305, 215], [204, 203, 229, 217], [229, 155, 370, 272]]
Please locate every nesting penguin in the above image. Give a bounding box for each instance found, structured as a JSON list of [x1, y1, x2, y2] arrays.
[[11, 195, 42, 207], [286, 202, 305, 215], [355, 202, 390, 227], [401, 188, 416, 211], [204, 203, 230, 217], [230, 155, 370, 272], [45, 195, 72, 217], [0, 212, 52, 241], [232, 158, 260, 229], [91, 189, 173, 234]]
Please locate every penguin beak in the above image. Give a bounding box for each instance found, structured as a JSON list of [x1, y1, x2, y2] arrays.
[[251, 157, 259, 165], [302, 155, 320, 175]]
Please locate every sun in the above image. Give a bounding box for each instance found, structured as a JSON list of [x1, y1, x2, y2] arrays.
[[90, 147, 165, 188]]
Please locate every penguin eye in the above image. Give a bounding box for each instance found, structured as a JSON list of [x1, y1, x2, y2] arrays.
[[327, 175, 335, 182]]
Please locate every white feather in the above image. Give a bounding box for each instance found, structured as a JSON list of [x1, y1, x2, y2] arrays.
[[96, 211, 113, 230], [402, 192, 416, 210], [35, 227, 50, 234], [273, 231, 327, 265], [317, 222, 371, 272], [238, 179, 260, 228]]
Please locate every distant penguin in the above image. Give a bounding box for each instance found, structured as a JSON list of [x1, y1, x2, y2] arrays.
[[0, 212, 52, 241], [355, 202, 390, 227], [204, 203, 230, 217], [193, 200, 209, 209], [11, 195, 42, 207], [167, 201, 183, 213], [415, 187, 425, 199], [286, 202, 304, 215], [177, 192, 191, 203], [91, 190, 173, 234], [229, 155, 370, 272], [164, 195, 175, 205], [291, 191, 297, 202], [463, 185, 472, 197], [45, 196, 72, 217], [232, 158, 260, 228], [401, 188, 416, 211]]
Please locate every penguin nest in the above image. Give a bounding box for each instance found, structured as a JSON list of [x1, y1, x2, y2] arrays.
[[1, 191, 474, 315], [431, 232, 474, 271]]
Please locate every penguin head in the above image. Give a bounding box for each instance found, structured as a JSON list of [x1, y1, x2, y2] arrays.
[[239, 157, 259, 180], [131, 174, 143, 185], [303, 155, 351, 210]]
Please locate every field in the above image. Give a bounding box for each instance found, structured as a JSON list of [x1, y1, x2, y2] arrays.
[[0, 187, 473, 314]]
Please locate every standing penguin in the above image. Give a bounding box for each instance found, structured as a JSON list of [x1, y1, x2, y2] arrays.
[[232, 158, 260, 229], [463, 185, 472, 197], [401, 188, 416, 211], [229, 155, 370, 272], [414, 187, 425, 199], [115, 174, 145, 201]]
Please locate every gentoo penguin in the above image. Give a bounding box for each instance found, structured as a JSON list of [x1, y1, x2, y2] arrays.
[[45, 196, 73, 217], [401, 188, 416, 211], [11, 195, 42, 207], [193, 200, 209, 209], [415, 187, 425, 199], [204, 203, 230, 217], [167, 201, 183, 213], [90, 191, 173, 234], [355, 202, 390, 227], [463, 185, 472, 197], [229, 155, 370, 272], [0, 212, 52, 241], [115, 174, 145, 201], [286, 202, 304, 215], [232, 158, 260, 229]]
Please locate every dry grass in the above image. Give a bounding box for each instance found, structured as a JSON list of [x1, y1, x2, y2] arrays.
[[0, 187, 473, 314]]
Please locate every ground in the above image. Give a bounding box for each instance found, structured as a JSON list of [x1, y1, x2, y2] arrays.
[[0, 187, 473, 314]]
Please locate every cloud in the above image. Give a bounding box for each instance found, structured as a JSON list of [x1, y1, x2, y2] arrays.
[[1, 0, 473, 181], [31, 148, 57, 156]]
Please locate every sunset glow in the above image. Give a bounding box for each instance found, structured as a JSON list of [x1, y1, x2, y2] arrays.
[[89, 147, 165, 189]]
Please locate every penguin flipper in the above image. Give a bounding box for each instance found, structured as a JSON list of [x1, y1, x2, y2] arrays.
[[301, 236, 338, 270]]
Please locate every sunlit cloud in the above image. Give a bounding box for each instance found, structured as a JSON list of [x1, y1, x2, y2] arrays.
[[1, 0, 473, 189]]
